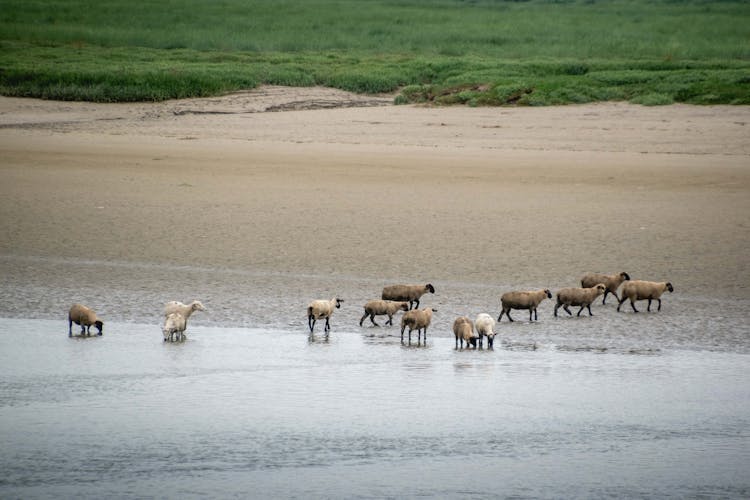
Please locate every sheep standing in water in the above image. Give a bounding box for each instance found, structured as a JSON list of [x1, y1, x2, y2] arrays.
[[400, 307, 436, 345], [498, 289, 552, 322], [359, 300, 409, 327], [453, 316, 477, 349], [554, 284, 607, 317], [382, 283, 435, 310], [617, 280, 674, 313], [162, 300, 205, 342], [68, 304, 103, 336], [475, 313, 497, 348], [164, 300, 206, 319], [580, 272, 630, 305], [307, 298, 343, 333], [162, 312, 187, 342]]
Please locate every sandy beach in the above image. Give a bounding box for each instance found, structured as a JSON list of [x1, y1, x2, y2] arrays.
[[1, 87, 749, 324]]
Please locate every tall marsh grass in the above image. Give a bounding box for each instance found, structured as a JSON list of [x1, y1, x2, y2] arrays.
[[1, 0, 748, 104]]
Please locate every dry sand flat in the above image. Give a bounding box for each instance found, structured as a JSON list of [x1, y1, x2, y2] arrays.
[[1, 87, 749, 316]]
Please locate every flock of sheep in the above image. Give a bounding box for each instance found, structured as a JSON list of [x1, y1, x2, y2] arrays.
[[304, 272, 674, 347], [66, 272, 673, 347]]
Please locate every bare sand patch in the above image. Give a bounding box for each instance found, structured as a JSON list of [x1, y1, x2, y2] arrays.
[[1, 87, 748, 318]]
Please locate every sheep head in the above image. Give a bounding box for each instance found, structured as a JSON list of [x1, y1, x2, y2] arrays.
[[544, 289, 552, 299], [666, 282, 674, 292], [94, 320, 104, 334], [335, 298, 344, 308], [426, 284, 435, 293], [191, 301, 206, 312], [621, 272, 631, 280]]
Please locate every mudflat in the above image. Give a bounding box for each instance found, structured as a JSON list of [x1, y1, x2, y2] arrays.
[[1, 87, 748, 318]]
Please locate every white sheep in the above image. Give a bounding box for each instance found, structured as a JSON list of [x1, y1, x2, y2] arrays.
[[497, 289, 552, 322], [163, 300, 206, 319], [475, 313, 497, 348], [307, 297, 343, 333], [400, 307, 436, 345], [162, 312, 187, 342], [453, 316, 477, 349], [381, 283, 435, 310], [359, 300, 409, 327], [68, 303, 103, 336], [554, 284, 607, 317], [580, 271, 631, 305], [617, 280, 674, 313]]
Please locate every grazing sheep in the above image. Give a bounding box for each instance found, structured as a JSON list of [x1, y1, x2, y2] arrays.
[[68, 303, 103, 337], [453, 316, 477, 349], [580, 272, 631, 305], [617, 280, 674, 313], [554, 284, 607, 317], [162, 312, 187, 342], [400, 307, 436, 345], [497, 289, 552, 322], [359, 300, 409, 327], [307, 298, 343, 333], [475, 313, 497, 348], [381, 283, 435, 310], [163, 300, 206, 319]]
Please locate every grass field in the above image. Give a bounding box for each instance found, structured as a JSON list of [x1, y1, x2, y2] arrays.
[[1, 0, 749, 105]]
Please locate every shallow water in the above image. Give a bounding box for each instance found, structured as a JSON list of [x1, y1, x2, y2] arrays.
[[1, 318, 749, 499]]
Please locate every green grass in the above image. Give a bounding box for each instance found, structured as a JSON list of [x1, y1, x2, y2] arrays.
[[1, 0, 749, 105]]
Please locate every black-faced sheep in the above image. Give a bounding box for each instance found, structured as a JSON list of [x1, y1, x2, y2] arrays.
[[68, 303, 103, 336], [382, 283, 435, 310], [162, 312, 187, 342], [617, 280, 674, 313], [307, 298, 343, 333], [400, 307, 436, 345], [554, 284, 607, 317], [453, 316, 477, 349], [580, 272, 631, 305], [475, 313, 497, 348], [359, 300, 409, 327], [497, 289, 552, 322]]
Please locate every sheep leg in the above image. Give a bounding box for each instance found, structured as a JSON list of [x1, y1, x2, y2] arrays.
[[647, 299, 652, 312], [308, 316, 316, 332], [554, 303, 560, 317], [563, 305, 572, 316], [359, 313, 367, 327], [630, 300, 639, 313], [577, 306, 584, 317], [534, 308, 539, 321], [497, 311, 504, 322], [401, 326, 405, 343], [324, 318, 330, 332], [506, 310, 514, 322], [587, 304, 593, 316], [372, 314, 381, 327], [68, 320, 73, 337], [602, 290, 610, 305], [487, 336, 494, 349], [657, 298, 662, 311]]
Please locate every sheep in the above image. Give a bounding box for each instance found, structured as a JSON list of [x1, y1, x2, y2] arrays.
[[453, 316, 477, 349], [307, 298, 343, 333], [162, 312, 187, 342], [554, 284, 607, 317], [617, 280, 674, 313], [381, 283, 435, 310], [497, 289, 552, 322], [475, 313, 497, 348], [359, 300, 409, 327], [580, 272, 631, 305], [68, 303, 103, 337], [400, 307, 436, 345], [163, 300, 206, 319]]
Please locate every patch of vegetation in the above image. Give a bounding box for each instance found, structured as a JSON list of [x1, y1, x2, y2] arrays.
[[0, 0, 748, 105]]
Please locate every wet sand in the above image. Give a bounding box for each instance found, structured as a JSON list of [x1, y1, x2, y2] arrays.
[[1, 87, 749, 322]]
